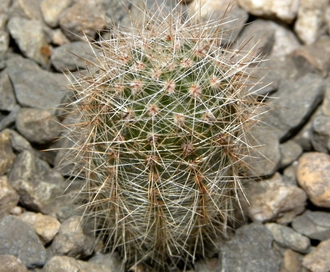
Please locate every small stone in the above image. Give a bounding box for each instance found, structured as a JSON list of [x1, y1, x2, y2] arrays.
[[3, 128, 33, 153], [188, 0, 248, 43], [291, 37, 330, 77], [0, 215, 47, 268], [294, 0, 328, 45], [0, 105, 20, 131], [8, 150, 64, 214], [59, 0, 106, 41], [18, 212, 61, 244], [303, 239, 330, 272], [88, 252, 124, 272], [0, 30, 9, 55], [51, 41, 96, 71], [264, 73, 326, 141], [51, 216, 95, 258], [237, 0, 299, 23], [247, 173, 307, 224], [0, 254, 28, 272], [311, 115, 330, 153], [6, 56, 67, 114], [297, 152, 330, 208], [7, 17, 50, 67], [217, 223, 282, 272], [281, 249, 307, 272], [0, 175, 19, 217], [245, 125, 281, 177], [16, 108, 60, 144], [43, 255, 116, 272], [0, 70, 16, 111], [0, 13, 8, 30], [0, 130, 16, 175], [49, 29, 70, 45], [279, 140, 303, 169], [40, 0, 73, 28], [292, 210, 330, 241], [0, 0, 11, 12], [12, 0, 43, 21], [266, 223, 310, 253]]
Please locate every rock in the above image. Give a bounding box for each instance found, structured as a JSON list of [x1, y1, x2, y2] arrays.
[[18, 212, 61, 244], [283, 161, 299, 185], [297, 152, 330, 208], [188, 0, 248, 43], [0, 70, 16, 111], [303, 239, 330, 272], [6, 56, 67, 114], [237, 0, 299, 23], [0, 215, 47, 268], [0, 175, 19, 217], [40, 0, 73, 28], [264, 73, 326, 141], [247, 173, 307, 224], [59, 0, 106, 41], [0, 130, 16, 175], [217, 223, 282, 272], [322, 83, 330, 116], [0, 0, 11, 12], [51, 41, 95, 71], [0, 254, 28, 272], [279, 140, 302, 169], [10, 0, 43, 21], [3, 128, 33, 153], [43, 255, 117, 272], [294, 0, 328, 45], [292, 210, 330, 241], [0, 30, 9, 55], [291, 37, 330, 77], [88, 253, 124, 272], [8, 150, 64, 214], [311, 115, 330, 153], [16, 108, 60, 144], [237, 19, 300, 58], [281, 249, 307, 272], [0, 13, 8, 30], [49, 28, 70, 45], [7, 17, 50, 67], [245, 125, 281, 177], [265, 223, 310, 253], [51, 216, 95, 258]]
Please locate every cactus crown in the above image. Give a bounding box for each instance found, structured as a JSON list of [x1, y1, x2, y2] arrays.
[[63, 2, 266, 271]]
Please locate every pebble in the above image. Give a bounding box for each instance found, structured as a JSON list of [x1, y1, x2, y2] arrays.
[[40, 0, 73, 28], [7, 17, 50, 67], [0, 254, 28, 272], [16, 108, 60, 144], [279, 140, 303, 169], [247, 172, 307, 224], [8, 150, 64, 214], [18, 212, 61, 244], [237, 0, 299, 23], [311, 115, 330, 153], [265, 223, 310, 253], [0, 175, 19, 216], [292, 210, 330, 241], [6, 56, 67, 114], [297, 152, 330, 208], [51, 41, 96, 71], [0, 129, 16, 175], [0, 70, 16, 111], [303, 239, 330, 272], [51, 216, 95, 258], [0, 215, 47, 268], [264, 73, 326, 141], [43, 255, 117, 272], [217, 223, 282, 272], [281, 249, 307, 272], [59, 0, 106, 41], [294, 0, 328, 45]]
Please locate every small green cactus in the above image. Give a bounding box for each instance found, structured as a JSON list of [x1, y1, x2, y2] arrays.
[[62, 2, 266, 271]]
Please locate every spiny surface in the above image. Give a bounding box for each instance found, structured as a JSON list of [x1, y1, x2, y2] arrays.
[[63, 4, 266, 271]]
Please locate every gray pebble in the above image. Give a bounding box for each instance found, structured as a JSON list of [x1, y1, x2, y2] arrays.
[[0, 215, 47, 268]]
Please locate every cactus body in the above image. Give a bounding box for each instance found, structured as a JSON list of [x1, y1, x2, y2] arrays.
[[63, 3, 265, 271]]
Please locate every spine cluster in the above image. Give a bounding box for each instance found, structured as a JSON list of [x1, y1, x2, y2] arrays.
[[62, 3, 265, 271]]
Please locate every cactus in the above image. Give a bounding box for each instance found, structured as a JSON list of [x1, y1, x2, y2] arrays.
[[61, 2, 266, 271]]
